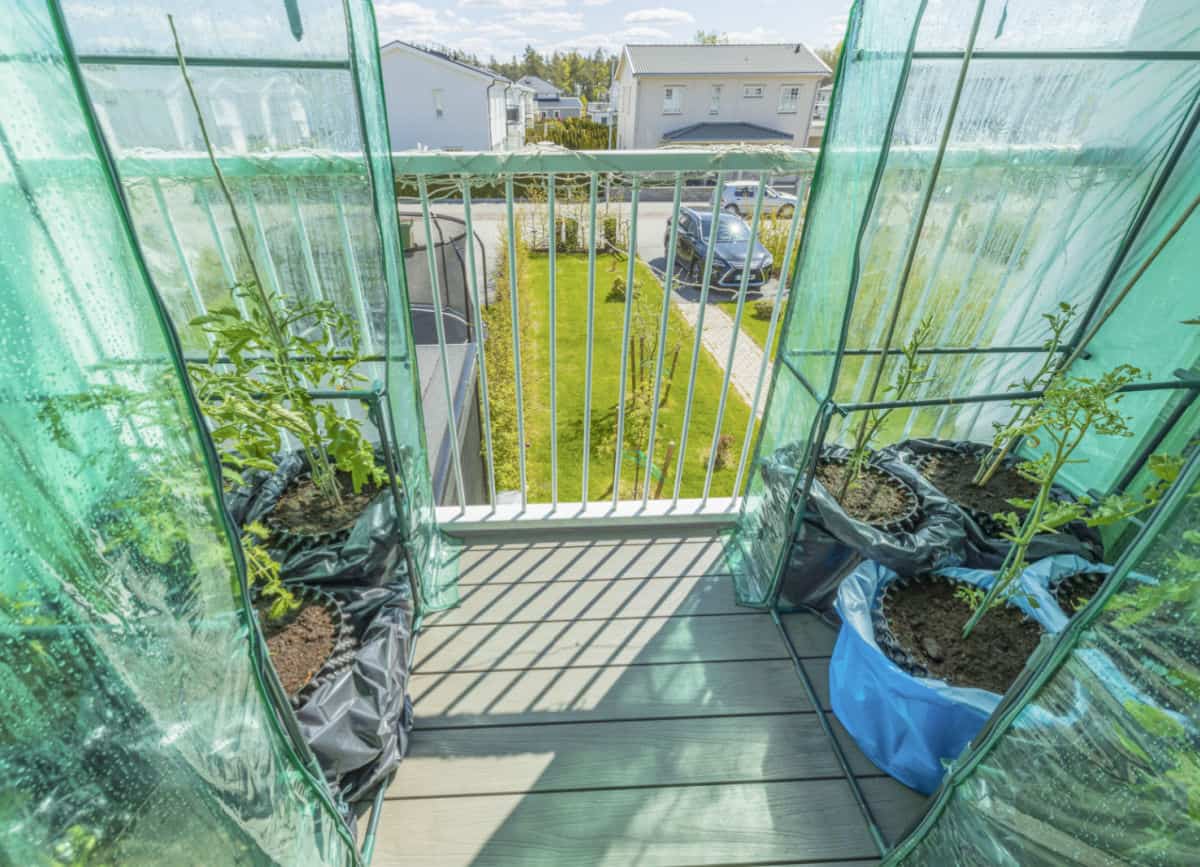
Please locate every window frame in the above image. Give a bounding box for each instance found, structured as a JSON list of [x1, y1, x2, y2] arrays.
[[432, 88, 445, 118], [778, 84, 802, 114], [743, 83, 765, 100], [662, 85, 685, 115]]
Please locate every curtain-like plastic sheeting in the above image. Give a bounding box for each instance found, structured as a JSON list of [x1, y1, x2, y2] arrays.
[[0, 1, 356, 862], [59, 0, 459, 611], [888, 451, 1200, 865], [726, 0, 926, 605], [730, 0, 1200, 606]]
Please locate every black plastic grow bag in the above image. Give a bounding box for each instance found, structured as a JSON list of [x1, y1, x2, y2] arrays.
[[884, 438, 1103, 569], [228, 451, 405, 588], [292, 581, 414, 808], [761, 443, 967, 609]]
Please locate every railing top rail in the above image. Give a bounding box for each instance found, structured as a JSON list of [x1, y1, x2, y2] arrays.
[[391, 147, 819, 176]]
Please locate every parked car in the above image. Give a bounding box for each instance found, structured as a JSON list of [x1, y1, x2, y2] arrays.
[[665, 207, 774, 290], [721, 180, 798, 218]]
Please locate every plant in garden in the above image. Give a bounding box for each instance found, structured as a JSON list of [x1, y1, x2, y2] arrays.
[[752, 298, 774, 321], [974, 302, 1077, 487], [953, 583, 989, 613], [961, 364, 1142, 637], [188, 285, 385, 499], [243, 522, 299, 620], [840, 316, 934, 497]]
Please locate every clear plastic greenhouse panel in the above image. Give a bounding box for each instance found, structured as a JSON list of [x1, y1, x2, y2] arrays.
[[729, 0, 1200, 607], [59, 0, 460, 612], [0, 0, 357, 862], [888, 448, 1200, 865]]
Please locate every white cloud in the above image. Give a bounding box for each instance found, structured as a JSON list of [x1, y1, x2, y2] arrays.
[[375, 1, 458, 42], [621, 26, 673, 40], [824, 13, 849, 45], [582, 0, 611, 5], [726, 26, 779, 43], [459, 0, 565, 10], [515, 10, 584, 31], [623, 7, 695, 26]]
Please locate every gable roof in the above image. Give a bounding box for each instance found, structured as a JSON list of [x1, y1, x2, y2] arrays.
[[517, 75, 561, 98], [661, 121, 793, 144], [621, 43, 828, 77], [381, 41, 509, 83]]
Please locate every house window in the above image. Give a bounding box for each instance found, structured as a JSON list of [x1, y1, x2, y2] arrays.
[[778, 85, 802, 113], [432, 89, 444, 118], [709, 85, 722, 115], [663, 85, 684, 114], [743, 84, 765, 99]]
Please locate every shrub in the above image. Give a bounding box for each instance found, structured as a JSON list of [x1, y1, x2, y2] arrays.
[[606, 277, 627, 303], [752, 298, 774, 320], [705, 434, 735, 471]]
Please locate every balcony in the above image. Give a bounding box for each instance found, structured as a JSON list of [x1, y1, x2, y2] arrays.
[[5, 1, 1200, 867]]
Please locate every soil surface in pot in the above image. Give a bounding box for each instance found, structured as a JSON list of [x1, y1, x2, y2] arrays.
[[919, 451, 1038, 518], [886, 577, 1042, 694], [259, 600, 337, 696], [272, 471, 379, 536], [815, 461, 912, 525], [1055, 571, 1106, 617]]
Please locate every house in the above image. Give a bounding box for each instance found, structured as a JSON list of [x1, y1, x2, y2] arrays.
[[587, 100, 614, 125], [517, 75, 583, 120], [380, 42, 525, 151], [808, 82, 832, 147], [612, 43, 830, 149]]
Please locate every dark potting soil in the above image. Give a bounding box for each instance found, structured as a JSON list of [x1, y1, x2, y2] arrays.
[[919, 451, 1038, 518], [272, 472, 379, 536], [885, 577, 1042, 694], [259, 600, 336, 696], [815, 460, 913, 526], [1055, 571, 1107, 617]]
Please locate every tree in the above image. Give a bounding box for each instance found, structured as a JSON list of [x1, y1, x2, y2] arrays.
[[693, 30, 729, 44], [815, 40, 843, 77]]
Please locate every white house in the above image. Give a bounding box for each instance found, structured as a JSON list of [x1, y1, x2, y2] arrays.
[[586, 100, 614, 125], [517, 75, 583, 120], [380, 42, 525, 151], [612, 44, 829, 149]]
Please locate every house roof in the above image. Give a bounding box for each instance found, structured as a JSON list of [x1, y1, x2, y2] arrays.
[[621, 43, 829, 77], [536, 96, 583, 110], [661, 121, 793, 144], [382, 41, 510, 84], [517, 75, 561, 97]]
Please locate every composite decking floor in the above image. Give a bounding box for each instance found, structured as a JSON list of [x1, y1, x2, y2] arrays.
[[373, 530, 928, 866]]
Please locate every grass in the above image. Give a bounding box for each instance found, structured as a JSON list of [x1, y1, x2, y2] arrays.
[[717, 295, 788, 357], [486, 249, 755, 502]]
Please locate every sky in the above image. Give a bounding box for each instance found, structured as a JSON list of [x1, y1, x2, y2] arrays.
[[374, 0, 854, 61]]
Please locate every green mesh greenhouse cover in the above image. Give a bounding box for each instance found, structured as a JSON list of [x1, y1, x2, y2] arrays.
[[889, 448, 1200, 865], [0, 0, 359, 861], [728, 0, 1200, 607], [57, 0, 460, 612]]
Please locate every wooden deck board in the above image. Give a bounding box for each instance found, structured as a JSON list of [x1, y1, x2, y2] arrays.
[[415, 613, 832, 673], [370, 779, 878, 867], [381, 533, 921, 866], [394, 712, 885, 798], [411, 659, 815, 728], [452, 538, 728, 585], [424, 574, 750, 626]]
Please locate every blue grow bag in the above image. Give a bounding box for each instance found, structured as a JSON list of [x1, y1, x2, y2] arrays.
[[829, 556, 1095, 794]]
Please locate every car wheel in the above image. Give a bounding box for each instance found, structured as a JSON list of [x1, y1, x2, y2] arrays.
[[777, 204, 794, 219]]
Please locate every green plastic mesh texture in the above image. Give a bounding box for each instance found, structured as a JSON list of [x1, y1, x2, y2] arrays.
[[0, 0, 356, 862], [729, 0, 1200, 606], [890, 450, 1200, 865], [59, 0, 459, 611]]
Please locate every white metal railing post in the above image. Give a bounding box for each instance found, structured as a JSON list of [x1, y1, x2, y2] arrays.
[[461, 182, 498, 509], [730, 180, 807, 503], [611, 176, 641, 507], [702, 174, 768, 504], [548, 175, 558, 508], [417, 176, 469, 511], [641, 173, 684, 505], [579, 173, 599, 507], [504, 175, 529, 509], [670, 171, 728, 506]]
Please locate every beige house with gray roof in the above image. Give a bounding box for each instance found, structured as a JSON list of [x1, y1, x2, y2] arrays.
[[612, 43, 829, 149]]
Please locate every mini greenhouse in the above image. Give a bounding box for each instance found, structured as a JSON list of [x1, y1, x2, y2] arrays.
[[1, 0, 1197, 864]]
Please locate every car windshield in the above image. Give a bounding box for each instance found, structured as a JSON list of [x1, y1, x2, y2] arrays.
[[699, 214, 751, 243]]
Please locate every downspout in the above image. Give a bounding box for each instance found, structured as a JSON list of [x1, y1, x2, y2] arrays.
[[487, 79, 503, 151]]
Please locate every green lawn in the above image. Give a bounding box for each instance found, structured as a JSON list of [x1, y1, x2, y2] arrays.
[[501, 252, 755, 502], [717, 295, 788, 357]]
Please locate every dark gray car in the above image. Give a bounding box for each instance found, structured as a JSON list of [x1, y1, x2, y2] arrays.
[[665, 207, 773, 289]]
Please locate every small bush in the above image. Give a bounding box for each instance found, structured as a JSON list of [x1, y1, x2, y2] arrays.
[[752, 298, 774, 321], [556, 217, 581, 252], [603, 215, 619, 250], [606, 277, 626, 303], [704, 434, 735, 471]]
